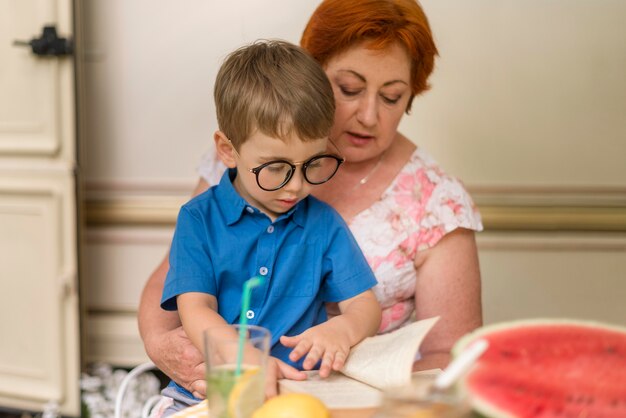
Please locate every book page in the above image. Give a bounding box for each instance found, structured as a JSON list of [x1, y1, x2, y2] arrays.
[[341, 316, 439, 390], [278, 317, 439, 409], [279, 371, 382, 409]]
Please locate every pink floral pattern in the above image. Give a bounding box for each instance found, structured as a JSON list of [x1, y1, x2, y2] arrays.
[[198, 147, 482, 334], [346, 148, 482, 333]]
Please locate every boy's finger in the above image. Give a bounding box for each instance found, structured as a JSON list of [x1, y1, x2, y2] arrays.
[[279, 334, 299, 347], [277, 360, 307, 381], [302, 345, 323, 370], [318, 352, 334, 378], [288, 339, 312, 362], [332, 351, 346, 371]]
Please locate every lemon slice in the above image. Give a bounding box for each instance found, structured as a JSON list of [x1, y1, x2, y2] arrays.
[[227, 368, 263, 418]]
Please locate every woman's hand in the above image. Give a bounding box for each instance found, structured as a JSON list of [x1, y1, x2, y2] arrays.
[[146, 326, 207, 398], [138, 255, 208, 398], [265, 356, 307, 398]]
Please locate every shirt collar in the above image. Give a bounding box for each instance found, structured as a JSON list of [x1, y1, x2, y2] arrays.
[[290, 198, 307, 228], [215, 168, 307, 227], [214, 169, 248, 225]]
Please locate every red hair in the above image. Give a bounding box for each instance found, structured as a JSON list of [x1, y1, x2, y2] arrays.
[[301, 0, 438, 111]]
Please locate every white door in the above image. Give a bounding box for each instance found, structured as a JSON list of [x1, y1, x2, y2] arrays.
[[0, 1, 80, 415]]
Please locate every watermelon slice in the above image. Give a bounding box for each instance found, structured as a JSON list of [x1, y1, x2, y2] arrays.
[[453, 319, 626, 418]]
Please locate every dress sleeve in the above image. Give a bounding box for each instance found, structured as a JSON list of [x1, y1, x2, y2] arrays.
[[423, 175, 482, 234], [197, 142, 227, 185], [404, 159, 483, 251]]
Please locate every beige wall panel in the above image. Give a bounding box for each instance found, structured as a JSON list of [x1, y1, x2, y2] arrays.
[[83, 227, 172, 366], [84, 227, 173, 311], [85, 314, 151, 367], [84, 226, 626, 366], [479, 232, 626, 327]]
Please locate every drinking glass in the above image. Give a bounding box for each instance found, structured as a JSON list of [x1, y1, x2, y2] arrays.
[[204, 324, 270, 418], [373, 373, 472, 418]]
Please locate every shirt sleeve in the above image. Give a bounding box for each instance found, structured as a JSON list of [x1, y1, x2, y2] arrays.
[[319, 210, 378, 303], [161, 205, 216, 311]]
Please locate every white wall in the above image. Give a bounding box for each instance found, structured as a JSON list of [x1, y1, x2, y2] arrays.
[[81, 0, 319, 183], [81, 0, 626, 188], [411, 1, 626, 188], [79, 1, 626, 366]]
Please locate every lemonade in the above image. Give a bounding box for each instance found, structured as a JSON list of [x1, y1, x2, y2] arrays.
[[206, 364, 265, 418]]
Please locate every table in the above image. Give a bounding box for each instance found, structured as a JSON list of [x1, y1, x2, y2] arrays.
[[170, 399, 377, 418]]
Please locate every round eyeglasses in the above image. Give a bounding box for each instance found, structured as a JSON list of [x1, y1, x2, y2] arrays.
[[247, 154, 344, 191]]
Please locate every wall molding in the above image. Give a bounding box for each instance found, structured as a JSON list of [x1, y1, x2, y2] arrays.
[[477, 232, 626, 252], [478, 205, 626, 232], [83, 184, 626, 232], [85, 198, 182, 226]]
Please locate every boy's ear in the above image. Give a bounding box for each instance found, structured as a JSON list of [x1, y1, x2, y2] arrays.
[[214, 131, 236, 168]]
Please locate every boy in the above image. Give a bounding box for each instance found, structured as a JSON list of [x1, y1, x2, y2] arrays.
[[159, 40, 381, 414]]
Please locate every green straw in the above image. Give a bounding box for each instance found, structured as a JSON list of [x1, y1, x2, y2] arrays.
[[235, 275, 264, 377]]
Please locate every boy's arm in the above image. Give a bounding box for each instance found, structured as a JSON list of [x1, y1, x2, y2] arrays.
[[333, 289, 381, 346], [176, 292, 228, 353], [177, 292, 308, 398], [280, 289, 381, 378]]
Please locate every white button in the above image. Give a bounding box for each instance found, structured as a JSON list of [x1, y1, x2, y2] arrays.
[[259, 266, 268, 275], [246, 207, 254, 213], [246, 310, 255, 319], [267, 225, 274, 233]]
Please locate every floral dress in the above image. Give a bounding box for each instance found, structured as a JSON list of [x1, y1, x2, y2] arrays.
[[198, 147, 483, 334]]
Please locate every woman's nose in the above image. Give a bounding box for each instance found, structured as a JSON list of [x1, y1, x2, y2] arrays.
[[356, 94, 378, 127]]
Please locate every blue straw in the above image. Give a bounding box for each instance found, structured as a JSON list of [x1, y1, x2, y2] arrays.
[[235, 276, 264, 377]]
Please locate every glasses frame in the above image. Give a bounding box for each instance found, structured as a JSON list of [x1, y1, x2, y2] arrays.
[[247, 154, 345, 191], [229, 137, 346, 191]]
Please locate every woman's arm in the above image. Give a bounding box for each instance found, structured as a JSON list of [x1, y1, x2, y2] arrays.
[[137, 178, 211, 397], [412, 228, 483, 371]]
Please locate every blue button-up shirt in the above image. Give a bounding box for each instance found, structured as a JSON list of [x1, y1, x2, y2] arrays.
[[162, 169, 377, 367]]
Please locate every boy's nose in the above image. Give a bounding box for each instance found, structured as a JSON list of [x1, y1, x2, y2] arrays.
[[283, 167, 305, 192]]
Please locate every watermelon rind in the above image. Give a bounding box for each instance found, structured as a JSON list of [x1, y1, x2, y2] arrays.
[[452, 318, 626, 418], [453, 318, 626, 357]]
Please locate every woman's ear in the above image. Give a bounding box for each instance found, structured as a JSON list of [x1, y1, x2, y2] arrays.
[[214, 131, 236, 168]]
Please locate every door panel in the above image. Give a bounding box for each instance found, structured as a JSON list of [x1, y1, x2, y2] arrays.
[[0, 170, 78, 406], [0, 0, 79, 415], [0, 0, 74, 160]]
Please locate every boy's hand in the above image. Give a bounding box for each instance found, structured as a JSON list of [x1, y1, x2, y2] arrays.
[[265, 356, 307, 398], [280, 322, 351, 378]]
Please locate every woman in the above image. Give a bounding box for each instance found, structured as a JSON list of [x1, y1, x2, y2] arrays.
[[138, 0, 483, 399]]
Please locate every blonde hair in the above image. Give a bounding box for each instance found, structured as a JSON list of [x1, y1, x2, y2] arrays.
[[214, 39, 335, 149]]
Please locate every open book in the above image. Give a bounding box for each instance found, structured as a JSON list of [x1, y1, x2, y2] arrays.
[[279, 316, 440, 409]]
